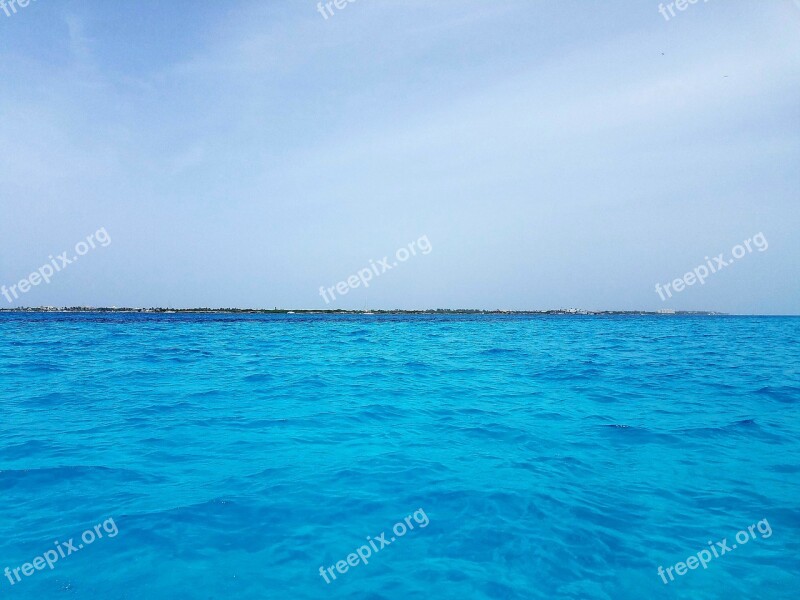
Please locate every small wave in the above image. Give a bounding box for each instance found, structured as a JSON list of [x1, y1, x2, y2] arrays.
[[186, 389, 226, 398], [243, 373, 273, 383], [756, 386, 799, 403], [599, 424, 673, 444], [403, 361, 429, 369], [17, 362, 66, 373], [354, 404, 407, 422], [345, 329, 370, 336], [25, 392, 71, 406], [0, 465, 158, 491]]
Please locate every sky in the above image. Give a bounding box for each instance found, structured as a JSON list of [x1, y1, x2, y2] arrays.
[[0, 0, 798, 313]]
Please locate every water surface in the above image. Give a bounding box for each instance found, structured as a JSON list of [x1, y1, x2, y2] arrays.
[[0, 314, 798, 599]]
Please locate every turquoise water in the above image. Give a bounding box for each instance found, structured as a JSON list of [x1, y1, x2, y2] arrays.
[[0, 314, 798, 599]]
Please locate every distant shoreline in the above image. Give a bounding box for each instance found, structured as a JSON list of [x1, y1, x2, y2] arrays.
[[0, 307, 727, 316]]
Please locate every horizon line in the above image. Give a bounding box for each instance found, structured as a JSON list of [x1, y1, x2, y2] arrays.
[[0, 306, 775, 316]]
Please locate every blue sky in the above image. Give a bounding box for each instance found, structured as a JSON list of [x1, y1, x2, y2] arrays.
[[1, 0, 798, 313]]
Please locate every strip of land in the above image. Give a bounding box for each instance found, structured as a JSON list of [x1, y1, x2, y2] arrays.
[[0, 307, 724, 315]]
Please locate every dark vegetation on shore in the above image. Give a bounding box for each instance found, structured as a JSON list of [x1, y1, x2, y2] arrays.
[[1, 307, 724, 315]]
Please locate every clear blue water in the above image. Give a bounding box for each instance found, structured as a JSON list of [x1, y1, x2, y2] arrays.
[[0, 313, 798, 599]]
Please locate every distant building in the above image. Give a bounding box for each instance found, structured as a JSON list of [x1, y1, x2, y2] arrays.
[[657, 309, 676, 314]]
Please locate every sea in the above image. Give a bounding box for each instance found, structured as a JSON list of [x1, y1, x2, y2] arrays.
[[0, 313, 798, 599]]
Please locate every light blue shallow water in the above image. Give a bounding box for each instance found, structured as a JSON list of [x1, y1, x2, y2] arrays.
[[0, 313, 798, 599]]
